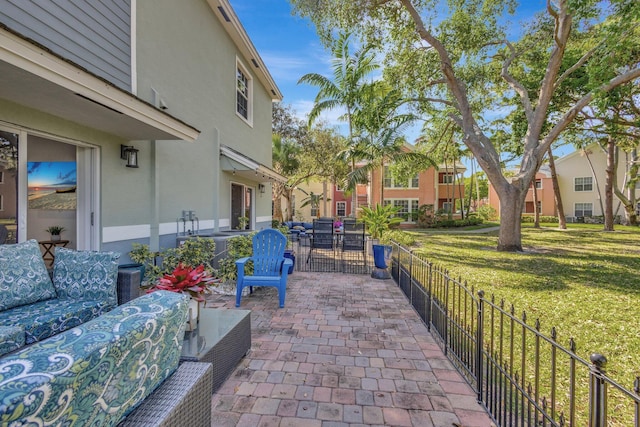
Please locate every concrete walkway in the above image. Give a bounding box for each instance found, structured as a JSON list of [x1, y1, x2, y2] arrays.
[[206, 272, 494, 427]]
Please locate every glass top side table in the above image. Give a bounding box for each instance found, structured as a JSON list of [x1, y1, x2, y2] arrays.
[[180, 308, 251, 393]]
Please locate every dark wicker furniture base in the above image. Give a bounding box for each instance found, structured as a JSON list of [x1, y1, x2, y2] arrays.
[[180, 309, 251, 393], [118, 361, 213, 426]]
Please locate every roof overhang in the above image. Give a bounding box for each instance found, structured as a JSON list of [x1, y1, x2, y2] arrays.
[[220, 144, 287, 183], [208, 0, 283, 102], [0, 25, 200, 141]]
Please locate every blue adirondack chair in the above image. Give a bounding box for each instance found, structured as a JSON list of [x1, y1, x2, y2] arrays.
[[235, 229, 293, 308]]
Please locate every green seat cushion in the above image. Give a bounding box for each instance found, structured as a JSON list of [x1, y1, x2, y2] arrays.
[[52, 247, 120, 307], [0, 325, 25, 356], [0, 298, 111, 345], [0, 239, 56, 310]]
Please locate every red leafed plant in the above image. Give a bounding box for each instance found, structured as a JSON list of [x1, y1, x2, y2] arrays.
[[147, 263, 214, 302]]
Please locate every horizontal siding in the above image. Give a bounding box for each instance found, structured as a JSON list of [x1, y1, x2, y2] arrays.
[[0, 0, 132, 90]]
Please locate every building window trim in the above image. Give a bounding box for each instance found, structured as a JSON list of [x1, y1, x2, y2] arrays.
[[383, 197, 419, 222], [236, 58, 253, 127], [574, 176, 593, 192], [383, 166, 418, 189], [574, 202, 593, 217]]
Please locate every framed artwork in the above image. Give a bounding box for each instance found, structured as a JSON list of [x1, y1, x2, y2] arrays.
[[27, 162, 77, 210]]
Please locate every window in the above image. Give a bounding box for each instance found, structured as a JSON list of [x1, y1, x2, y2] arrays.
[[0, 171, 4, 184], [393, 200, 409, 218], [310, 206, 319, 217], [383, 167, 392, 188], [537, 201, 542, 214], [574, 177, 593, 192], [236, 59, 252, 125], [384, 198, 419, 222], [575, 203, 593, 217], [336, 201, 346, 217], [442, 202, 453, 213], [439, 173, 454, 184], [0, 194, 3, 211], [534, 179, 542, 189], [384, 167, 417, 188]]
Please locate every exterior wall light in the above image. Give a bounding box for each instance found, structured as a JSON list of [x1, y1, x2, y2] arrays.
[[258, 184, 265, 194], [121, 145, 139, 168]]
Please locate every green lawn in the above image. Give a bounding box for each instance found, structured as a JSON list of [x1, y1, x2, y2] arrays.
[[408, 223, 640, 386]]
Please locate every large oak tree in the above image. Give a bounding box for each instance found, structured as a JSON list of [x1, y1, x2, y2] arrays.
[[290, 0, 640, 251]]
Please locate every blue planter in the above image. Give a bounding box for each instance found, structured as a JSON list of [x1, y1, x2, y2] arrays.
[[372, 244, 392, 269], [284, 250, 295, 274]]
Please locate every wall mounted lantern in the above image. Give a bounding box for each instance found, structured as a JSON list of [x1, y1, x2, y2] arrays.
[[258, 183, 266, 194], [120, 145, 139, 168]]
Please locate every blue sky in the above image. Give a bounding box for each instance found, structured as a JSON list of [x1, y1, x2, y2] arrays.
[[229, 0, 570, 160]]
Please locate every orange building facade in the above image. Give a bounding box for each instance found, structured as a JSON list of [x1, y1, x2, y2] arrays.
[[330, 163, 466, 224], [487, 169, 557, 217]]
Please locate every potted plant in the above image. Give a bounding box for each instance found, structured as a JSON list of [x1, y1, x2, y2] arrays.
[[45, 225, 65, 242], [360, 204, 402, 278], [146, 263, 217, 331], [360, 204, 402, 245]]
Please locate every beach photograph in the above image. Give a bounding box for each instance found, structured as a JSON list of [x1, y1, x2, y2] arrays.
[[27, 161, 76, 210]]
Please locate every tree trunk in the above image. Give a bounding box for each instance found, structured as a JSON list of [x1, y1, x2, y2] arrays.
[[583, 148, 605, 216], [533, 182, 540, 228], [497, 186, 525, 252], [285, 188, 294, 221], [604, 137, 615, 231], [272, 182, 285, 222], [547, 147, 566, 229], [466, 160, 474, 214], [322, 181, 329, 217]]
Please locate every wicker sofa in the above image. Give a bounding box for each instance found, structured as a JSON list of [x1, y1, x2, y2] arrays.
[[283, 221, 314, 240], [0, 240, 121, 356], [0, 290, 213, 426]]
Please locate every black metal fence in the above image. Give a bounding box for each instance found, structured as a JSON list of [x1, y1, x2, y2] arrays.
[[286, 234, 374, 274], [389, 241, 640, 427]]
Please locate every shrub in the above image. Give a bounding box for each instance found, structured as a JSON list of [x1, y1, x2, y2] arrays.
[[430, 217, 484, 228], [476, 205, 498, 221], [381, 229, 417, 246], [217, 232, 256, 282], [521, 215, 559, 223], [129, 237, 216, 284]]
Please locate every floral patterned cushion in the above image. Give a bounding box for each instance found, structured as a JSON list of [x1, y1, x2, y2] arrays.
[[0, 298, 111, 345], [52, 247, 120, 307], [0, 325, 24, 356], [0, 290, 189, 426], [0, 239, 57, 311]]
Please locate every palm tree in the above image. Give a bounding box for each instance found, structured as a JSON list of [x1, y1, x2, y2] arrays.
[[348, 83, 434, 204], [272, 135, 300, 221], [298, 32, 378, 216]]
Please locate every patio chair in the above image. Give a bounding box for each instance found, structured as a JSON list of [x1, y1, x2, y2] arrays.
[[235, 229, 293, 308], [306, 218, 335, 265], [341, 219, 366, 271]]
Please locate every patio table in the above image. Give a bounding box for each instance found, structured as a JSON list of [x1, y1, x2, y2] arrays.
[[180, 308, 251, 393]]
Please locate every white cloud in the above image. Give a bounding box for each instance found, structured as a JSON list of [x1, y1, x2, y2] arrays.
[[290, 99, 348, 127]]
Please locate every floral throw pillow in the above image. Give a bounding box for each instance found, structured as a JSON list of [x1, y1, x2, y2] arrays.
[[0, 239, 56, 311], [52, 247, 120, 307]]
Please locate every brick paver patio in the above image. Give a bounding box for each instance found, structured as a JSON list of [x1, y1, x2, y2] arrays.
[[206, 272, 494, 427]]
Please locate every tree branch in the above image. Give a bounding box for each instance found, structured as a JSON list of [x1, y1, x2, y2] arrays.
[[502, 39, 534, 122], [399, 0, 505, 188], [542, 67, 640, 150], [555, 45, 599, 89]]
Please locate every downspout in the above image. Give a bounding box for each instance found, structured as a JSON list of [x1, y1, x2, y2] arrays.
[[213, 128, 220, 232], [149, 139, 159, 252]]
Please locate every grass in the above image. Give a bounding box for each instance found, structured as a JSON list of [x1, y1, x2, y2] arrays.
[[407, 222, 640, 387]]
